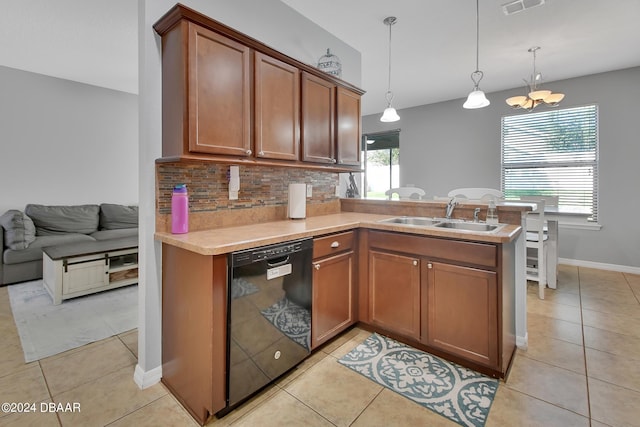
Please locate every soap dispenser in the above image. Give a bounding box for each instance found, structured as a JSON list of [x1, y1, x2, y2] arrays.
[[486, 199, 499, 224]]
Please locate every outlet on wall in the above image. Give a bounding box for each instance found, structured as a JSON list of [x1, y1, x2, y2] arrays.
[[306, 184, 312, 198]]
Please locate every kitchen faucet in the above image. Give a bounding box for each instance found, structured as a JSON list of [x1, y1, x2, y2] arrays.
[[445, 198, 458, 219]]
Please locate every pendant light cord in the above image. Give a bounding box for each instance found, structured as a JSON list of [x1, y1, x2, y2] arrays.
[[474, 0, 480, 72], [387, 19, 392, 93], [383, 17, 397, 104]]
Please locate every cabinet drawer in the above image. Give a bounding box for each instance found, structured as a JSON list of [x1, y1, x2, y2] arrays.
[[313, 231, 355, 259]]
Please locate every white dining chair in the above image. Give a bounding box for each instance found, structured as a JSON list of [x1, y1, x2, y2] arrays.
[[386, 187, 426, 200], [447, 188, 503, 202], [522, 198, 548, 299], [519, 195, 559, 295]]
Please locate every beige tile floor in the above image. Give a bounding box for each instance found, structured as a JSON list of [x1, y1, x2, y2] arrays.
[[1, 265, 639, 426]]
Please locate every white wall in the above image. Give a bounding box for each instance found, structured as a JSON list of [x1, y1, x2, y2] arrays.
[[136, 0, 362, 387], [363, 67, 640, 269], [0, 65, 138, 214]]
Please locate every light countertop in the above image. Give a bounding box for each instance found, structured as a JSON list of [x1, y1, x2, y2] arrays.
[[155, 212, 522, 255]]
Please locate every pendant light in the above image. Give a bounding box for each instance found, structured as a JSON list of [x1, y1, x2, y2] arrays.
[[463, 0, 490, 109], [380, 16, 400, 122], [505, 46, 565, 111]]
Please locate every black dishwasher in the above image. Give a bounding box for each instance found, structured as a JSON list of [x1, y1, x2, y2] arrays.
[[224, 238, 313, 412]]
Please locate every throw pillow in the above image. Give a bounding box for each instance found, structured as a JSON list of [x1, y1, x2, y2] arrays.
[[99, 204, 138, 230], [25, 204, 100, 236], [0, 210, 37, 250]]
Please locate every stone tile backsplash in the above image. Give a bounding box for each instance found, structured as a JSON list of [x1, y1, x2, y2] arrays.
[[156, 162, 339, 215]]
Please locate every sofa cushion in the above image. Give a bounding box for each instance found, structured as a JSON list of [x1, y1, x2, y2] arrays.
[[90, 228, 138, 241], [3, 234, 95, 264], [99, 204, 138, 230], [25, 204, 100, 236], [0, 210, 37, 250]]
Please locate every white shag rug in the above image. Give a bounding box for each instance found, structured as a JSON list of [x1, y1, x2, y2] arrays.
[[8, 280, 137, 362]]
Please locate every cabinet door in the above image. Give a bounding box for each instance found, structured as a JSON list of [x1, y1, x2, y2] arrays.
[[301, 72, 335, 164], [368, 250, 420, 340], [63, 259, 107, 294], [254, 52, 300, 160], [336, 87, 361, 166], [188, 23, 251, 156], [312, 251, 355, 349], [423, 261, 498, 368]]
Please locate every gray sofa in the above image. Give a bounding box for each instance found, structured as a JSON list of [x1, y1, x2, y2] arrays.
[[0, 204, 138, 286]]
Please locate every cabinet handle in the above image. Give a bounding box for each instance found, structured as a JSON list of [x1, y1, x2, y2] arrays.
[[413, 260, 418, 266], [427, 263, 433, 269], [259, 151, 265, 156], [330, 241, 340, 248], [246, 149, 252, 155], [314, 263, 321, 270], [332, 159, 337, 164]]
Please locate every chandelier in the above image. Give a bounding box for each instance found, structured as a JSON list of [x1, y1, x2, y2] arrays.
[[505, 47, 565, 111]]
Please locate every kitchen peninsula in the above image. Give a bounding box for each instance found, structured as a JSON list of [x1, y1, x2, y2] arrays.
[[156, 199, 529, 425], [152, 5, 529, 424]]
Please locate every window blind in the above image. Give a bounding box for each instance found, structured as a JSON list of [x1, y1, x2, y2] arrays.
[[501, 105, 599, 221]]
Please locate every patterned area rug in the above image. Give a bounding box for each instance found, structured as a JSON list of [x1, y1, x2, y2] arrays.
[[339, 333, 498, 427], [261, 297, 310, 350], [8, 280, 137, 363]]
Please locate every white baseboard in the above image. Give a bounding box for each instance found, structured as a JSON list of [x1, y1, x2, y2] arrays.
[[559, 258, 640, 275], [516, 332, 528, 350], [133, 363, 162, 389]]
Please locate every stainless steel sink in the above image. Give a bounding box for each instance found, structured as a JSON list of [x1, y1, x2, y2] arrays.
[[434, 221, 500, 232], [379, 216, 503, 233], [378, 216, 442, 226]]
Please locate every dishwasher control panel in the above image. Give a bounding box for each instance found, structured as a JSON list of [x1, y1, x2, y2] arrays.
[[230, 238, 313, 267], [252, 242, 303, 261]]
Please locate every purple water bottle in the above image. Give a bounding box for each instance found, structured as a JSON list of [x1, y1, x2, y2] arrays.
[[171, 184, 189, 234]]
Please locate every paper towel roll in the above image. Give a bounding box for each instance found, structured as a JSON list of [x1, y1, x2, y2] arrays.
[[288, 183, 306, 219]]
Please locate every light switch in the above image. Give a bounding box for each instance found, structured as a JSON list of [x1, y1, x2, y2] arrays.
[[306, 184, 312, 198]]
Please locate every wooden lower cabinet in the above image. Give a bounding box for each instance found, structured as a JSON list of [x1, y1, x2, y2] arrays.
[[364, 230, 515, 377], [311, 231, 356, 349], [368, 250, 421, 341], [312, 251, 355, 348], [422, 261, 498, 368], [161, 244, 227, 425]]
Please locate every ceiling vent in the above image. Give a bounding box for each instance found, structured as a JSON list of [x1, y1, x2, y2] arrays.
[[502, 0, 545, 15]]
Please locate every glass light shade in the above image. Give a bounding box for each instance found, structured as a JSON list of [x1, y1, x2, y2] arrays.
[[463, 90, 490, 109], [522, 98, 538, 110], [380, 107, 400, 122], [544, 93, 565, 105], [506, 95, 527, 108], [529, 89, 552, 101]]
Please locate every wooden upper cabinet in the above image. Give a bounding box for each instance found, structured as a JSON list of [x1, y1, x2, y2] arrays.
[[336, 87, 362, 166], [301, 72, 335, 164], [254, 52, 300, 161], [154, 4, 364, 168], [188, 23, 251, 156]]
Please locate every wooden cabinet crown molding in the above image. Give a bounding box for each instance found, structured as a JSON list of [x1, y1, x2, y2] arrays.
[[154, 3, 364, 95]]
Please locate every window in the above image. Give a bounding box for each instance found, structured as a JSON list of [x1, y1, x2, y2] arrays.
[[362, 130, 400, 199], [501, 105, 599, 221]]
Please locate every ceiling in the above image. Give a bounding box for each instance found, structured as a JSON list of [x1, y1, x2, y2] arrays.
[[1, 1, 638, 116], [0, 0, 138, 94]]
